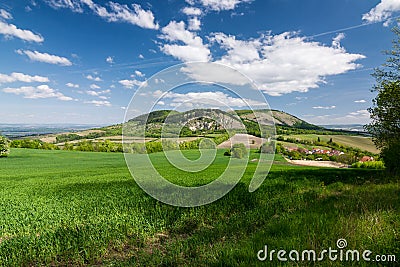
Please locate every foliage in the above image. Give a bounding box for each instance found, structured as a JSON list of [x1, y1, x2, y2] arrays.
[[231, 143, 248, 159], [56, 133, 81, 143], [0, 136, 10, 157], [366, 26, 400, 175], [352, 161, 385, 169], [259, 141, 276, 154], [11, 139, 60, 150], [69, 140, 123, 153]]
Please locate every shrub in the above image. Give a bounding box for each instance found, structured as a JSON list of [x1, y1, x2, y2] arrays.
[[351, 161, 385, 169], [0, 136, 10, 157], [259, 141, 276, 154], [231, 143, 248, 159]]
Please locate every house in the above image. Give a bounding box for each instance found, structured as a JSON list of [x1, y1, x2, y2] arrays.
[[360, 156, 374, 162]]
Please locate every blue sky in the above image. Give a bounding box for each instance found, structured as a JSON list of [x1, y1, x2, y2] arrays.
[[0, 0, 399, 125]]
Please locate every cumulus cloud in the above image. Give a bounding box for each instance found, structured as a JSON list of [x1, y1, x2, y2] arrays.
[[182, 7, 202, 16], [198, 0, 252, 11], [86, 74, 102, 81], [86, 89, 110, 96], [0, 9, 13, 20], [362, 0, 400, 24], [66, 82, 79, 88], [188, 17, 201, 31], [0, 72, 49, 84], [203, 32, 365, 96], [354, 99, 366, 103], [134, 70, 145, 77], [45, 0, 84, 12], [347, 109, 370, 117], [90, 84, 100, 89], [159, 21, 211, 62], [163, 91, 264, 108], [3, 84, 73, 101], [312, 105, 336, 110], [84, 100, 111, 107], [138, 54, 144, 59], [0, 21, 44, 43], [332, 33, 345, 49], [118, 79, 146, 89], [106, 56, 114, 64], [46, 0, 159, 29], [16, 50, 72, 66]]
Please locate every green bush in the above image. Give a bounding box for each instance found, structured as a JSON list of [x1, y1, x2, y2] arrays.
[[259, 141, 275, 154], [0, 136, 10, 157], [352, 161, 385, 169], [231, 143, 248, 159]]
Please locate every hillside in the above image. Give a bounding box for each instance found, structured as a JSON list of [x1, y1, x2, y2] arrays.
[[18, 108, 378, 153]]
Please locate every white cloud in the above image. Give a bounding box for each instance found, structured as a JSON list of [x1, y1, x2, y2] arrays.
[[188, 17, 201, 31], [3, 84, 73, 101], [205, 32, 365, 96], [159, 21, 211, 62], [182, 7, 202, 16], [304, 110, 371, 124], [354, 99, 366, 103], [134, 70, 145, 77], [84, 100, 111, 107], [66, 82, 79, 88], [0, 9, 13, 20], [211, 32, 261, 63], [332, 33, 345, 49], [198, 0, 252, 11], [86, 74, 102, 81], [50, 0, 160, 29], [118, 79, 146, 89], [0, 72, 49, 84], [163, 91, 264, 108], [16, 50, 72, 66], [139, 54, 144, 59], [348, 109, 370, 117], [86, 89, 110, 96], [312, 105, 336, 110], [90, 84, 100, 89], [106, 56, 114, 64], [362, 0, 400, 24], [45, 0, 84, 12], [0, 21, 43, 43]]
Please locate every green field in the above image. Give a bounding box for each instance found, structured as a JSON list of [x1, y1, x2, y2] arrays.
[[284, 134, 379, 153], [0, 149, 399, 266]]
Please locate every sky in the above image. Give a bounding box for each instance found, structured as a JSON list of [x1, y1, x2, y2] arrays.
[[0, 0, 399, 125]]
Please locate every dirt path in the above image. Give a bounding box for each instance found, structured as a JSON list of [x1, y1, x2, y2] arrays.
[[285, 158, 348, 168]]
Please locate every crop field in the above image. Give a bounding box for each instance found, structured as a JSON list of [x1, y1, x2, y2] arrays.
[[285, 134, 379, 153], [0, 149, 399, 266]]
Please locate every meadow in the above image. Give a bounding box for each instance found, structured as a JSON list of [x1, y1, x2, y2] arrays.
[[0, 148, 398, 266]]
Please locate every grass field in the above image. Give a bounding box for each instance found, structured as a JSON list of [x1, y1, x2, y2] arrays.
[[285, 134, 379, 153], [0, 149, 399, 266]]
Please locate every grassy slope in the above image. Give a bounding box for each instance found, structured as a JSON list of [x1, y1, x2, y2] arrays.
[[0, 149, 398, 266]]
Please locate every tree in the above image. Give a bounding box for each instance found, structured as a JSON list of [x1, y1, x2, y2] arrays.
[[0, 136, 10, 157], [231, 143, 248, 159], [365, 25, 400, 175]]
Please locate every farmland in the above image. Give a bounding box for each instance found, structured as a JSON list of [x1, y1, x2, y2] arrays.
[[282, 134, 379, 154], [0, 148, 398, 266]]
